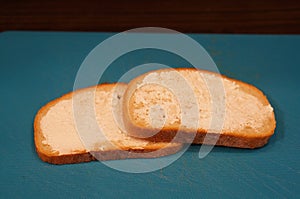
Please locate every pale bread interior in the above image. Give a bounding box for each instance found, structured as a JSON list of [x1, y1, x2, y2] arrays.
[[125, 69, 275, 138], [38, 84, 181, 156]]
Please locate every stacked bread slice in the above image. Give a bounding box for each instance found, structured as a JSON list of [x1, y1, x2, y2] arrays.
[[34, 83, 183, 164], [34, 68, 276, 164]]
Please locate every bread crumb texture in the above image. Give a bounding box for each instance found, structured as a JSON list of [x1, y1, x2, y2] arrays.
[[130, 70, 274, 135], [40, 85, 154, 155]]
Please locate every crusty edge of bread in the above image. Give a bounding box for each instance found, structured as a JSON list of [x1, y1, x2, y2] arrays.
[[34, 83, 182, 164], [122, 68, 276, 149]]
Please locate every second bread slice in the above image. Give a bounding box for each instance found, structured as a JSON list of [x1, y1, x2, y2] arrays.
[[122, 68, 276, 148], [34, 83, 183, 164]]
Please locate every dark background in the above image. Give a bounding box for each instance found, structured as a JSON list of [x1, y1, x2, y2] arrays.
[[1, 0, 300, 34]]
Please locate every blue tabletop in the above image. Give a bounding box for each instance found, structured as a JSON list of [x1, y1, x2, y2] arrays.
[[0, 31, 299, 198]]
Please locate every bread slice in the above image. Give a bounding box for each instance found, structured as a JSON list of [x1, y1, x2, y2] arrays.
[[34, 83, 182, 164], [122, 68, 276, 148]]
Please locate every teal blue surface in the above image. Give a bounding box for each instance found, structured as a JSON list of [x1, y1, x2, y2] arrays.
[[0, 31, 299, 198]]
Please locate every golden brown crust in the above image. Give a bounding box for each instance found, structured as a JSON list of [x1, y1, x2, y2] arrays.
[[123, 68, 276, 149], [34, 83, 182, 164], [129, 129, 272, 149], [35, 144, 183, 165]]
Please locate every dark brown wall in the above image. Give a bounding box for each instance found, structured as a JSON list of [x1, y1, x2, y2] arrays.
[[1, 0, 299, 33]]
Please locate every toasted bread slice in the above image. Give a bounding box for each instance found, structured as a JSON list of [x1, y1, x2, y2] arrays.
[[122, 68, 276, 148], [34, 83, 182, 164]]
